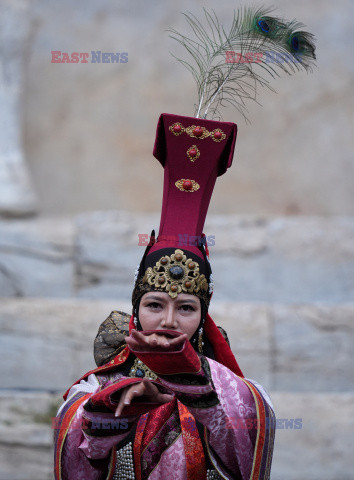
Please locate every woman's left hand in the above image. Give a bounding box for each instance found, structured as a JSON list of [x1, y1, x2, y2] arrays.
[[125, 330, 188, 352], [114, 377, 174, 417]]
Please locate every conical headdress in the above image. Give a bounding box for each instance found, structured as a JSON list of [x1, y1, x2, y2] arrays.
[[132, 113, 237, 309]]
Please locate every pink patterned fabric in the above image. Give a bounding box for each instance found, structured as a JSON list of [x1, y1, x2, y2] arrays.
[[189, 359, 256, 479], [57, 359, 263, 480], [149, 435, 187, 480], [61, 403, 124, 479]]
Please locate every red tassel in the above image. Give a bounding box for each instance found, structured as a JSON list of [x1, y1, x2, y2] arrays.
[[204, 313, 244, 377]]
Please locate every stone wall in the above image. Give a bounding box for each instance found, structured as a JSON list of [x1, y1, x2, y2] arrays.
[[0, 0, 37, 216], [1, 212, 354, 478], [2, 297, 354, 394], [1, 297, 354, 480], [12, 0, 354, 216], [1, 213, 353, 302]]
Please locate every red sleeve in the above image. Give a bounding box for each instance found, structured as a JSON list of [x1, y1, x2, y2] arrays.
[[128, 337, 201, 375], [129, 339, 219, 409]]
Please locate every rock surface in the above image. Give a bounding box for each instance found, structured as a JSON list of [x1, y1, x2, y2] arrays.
[[1, 298, 354, 393], [1, 213, 353, 303], [0, 0, 37, 217], [0, 211, 353, 479], [0, 391, 60, 480], [0, 217, 75, 297], [270, 392, 354, 480], [77, 213, 354, 304], [271, 304, 354, 392], [17, 0, 354, 216], [0, 298, 121, 390]]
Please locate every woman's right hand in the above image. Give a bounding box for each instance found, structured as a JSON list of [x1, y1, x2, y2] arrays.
[[125, 329, 188, 352], [115, 377, 174, 417]]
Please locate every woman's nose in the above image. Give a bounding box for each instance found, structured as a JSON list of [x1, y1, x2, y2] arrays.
[[161, 306, 177, 329]]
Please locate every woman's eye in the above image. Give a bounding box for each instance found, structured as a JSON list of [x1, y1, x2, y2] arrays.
[[148, 302, 161, 309], [180, 305, 195, 312]]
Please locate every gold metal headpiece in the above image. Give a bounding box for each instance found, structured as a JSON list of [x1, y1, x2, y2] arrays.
[[142, 249, 208, 299]]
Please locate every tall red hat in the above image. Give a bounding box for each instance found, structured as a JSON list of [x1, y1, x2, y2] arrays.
[[132, 112, 237, 309]]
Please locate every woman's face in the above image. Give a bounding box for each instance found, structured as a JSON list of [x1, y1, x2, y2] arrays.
[[139, 291, 201, 339]]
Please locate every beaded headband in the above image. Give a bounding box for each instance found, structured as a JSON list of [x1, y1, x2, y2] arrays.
[[132, 246, 212, 309], [143, 249, 208, 299]]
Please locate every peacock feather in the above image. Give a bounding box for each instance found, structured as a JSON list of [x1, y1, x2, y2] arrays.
[[168, 6, 316, 122]]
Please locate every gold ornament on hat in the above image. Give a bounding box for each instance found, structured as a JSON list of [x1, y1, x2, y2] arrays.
[[186, 145, 200, 162], [168, 122, 226, 142], [175, 179, 200, 192], [185, 125, 210, 140], [169, 122, 185, 136], [143, 249, 208, 299], [211, 128, 226, 142]]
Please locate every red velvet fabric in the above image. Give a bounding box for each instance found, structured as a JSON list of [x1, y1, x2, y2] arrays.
[[204, 313, 244, 378], [128, 314, 244, 378], [84, 377, 143, 411], [128, 330, 202, 375], [149, 113, 237, 257]]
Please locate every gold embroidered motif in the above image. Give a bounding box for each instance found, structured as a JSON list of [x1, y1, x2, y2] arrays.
[[143, 249, 208, 299], [118, 349, 129, 362], [186, 145, 200, 162], [169, 123, 226, 142], [185, 125, 210, 140], [129, 358, 157, 380], [175, 179, 200, 192], [211, 128, 226, 142], [169, 122, 185, 136]]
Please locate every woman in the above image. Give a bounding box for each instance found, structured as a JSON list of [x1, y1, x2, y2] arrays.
[[54, 113, 275, 479]]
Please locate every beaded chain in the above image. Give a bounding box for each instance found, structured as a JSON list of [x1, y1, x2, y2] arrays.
[[207, 469, 222, 479], [113, 442, 221, 479], [113, 442, 135, 480]]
